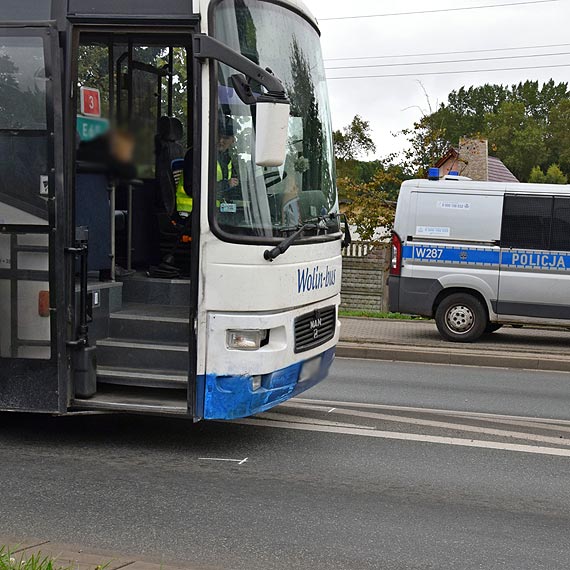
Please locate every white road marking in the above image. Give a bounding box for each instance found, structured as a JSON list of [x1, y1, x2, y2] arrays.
[[295, 397, 570, 427], [467, 416, 570, 434], [328, 408, 336, 413], [234, 418, 570, 458], [259, 412, 374, 430], [335, 355, 570, 374], [288, 402, 570, 447], [200, 457, 249, 464]]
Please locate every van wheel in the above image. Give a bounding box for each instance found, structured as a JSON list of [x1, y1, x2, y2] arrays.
[[435, 293, 487, 343], [485, 323, 503, 334]]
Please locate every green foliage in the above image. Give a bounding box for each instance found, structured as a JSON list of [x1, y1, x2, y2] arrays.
[[485, 101, 546, 181], [399, 113, 449, 178], [528, 164, 567, 184], [340, 168, 404, 242], [547, 99, 570, 172], [339, 309, 427, 320], [545, 164, 568, 184], [401, 80, 570, 182], [333, 115, 376, 161], [0, 547, 74, 570], [333, 117, 408, 241], [528, 165, 546, 184]]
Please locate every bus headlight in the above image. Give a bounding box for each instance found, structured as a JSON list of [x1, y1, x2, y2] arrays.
[[226, 330, 267, 351]]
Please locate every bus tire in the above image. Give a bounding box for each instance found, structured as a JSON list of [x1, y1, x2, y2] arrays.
[[435, 293, 487, 343], [485, 323, 503, 334]]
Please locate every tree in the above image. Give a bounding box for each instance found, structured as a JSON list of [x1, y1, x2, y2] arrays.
[[485, 101, 547, 181], [429, 84, 508, 144], [509, 79, 569, 120], [333, 115, 376, 162], [399, 113, 449, 178], [545, 164, 568, 184], [528, 166, 546, 184], [547, 99, 570, 172], [340, 168, 404, 242], [400, 80, 570, 182], [527, 164, 567, 184]]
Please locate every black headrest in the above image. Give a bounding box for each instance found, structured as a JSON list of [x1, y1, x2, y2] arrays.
[[158, 116, 184, 143], [218, 114, 235, 138]]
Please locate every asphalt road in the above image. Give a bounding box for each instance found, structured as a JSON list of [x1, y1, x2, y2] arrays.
[[2, 359, 570, 570], [305, 358, 570, 419]]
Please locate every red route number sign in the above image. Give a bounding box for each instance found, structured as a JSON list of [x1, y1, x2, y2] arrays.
[[80, 87, 101, 118]]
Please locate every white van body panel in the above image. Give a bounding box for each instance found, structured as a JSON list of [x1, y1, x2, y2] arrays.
[[390, 179, 570, 329]]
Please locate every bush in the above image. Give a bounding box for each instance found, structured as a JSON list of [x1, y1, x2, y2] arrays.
[[528, 164, 567, 184]]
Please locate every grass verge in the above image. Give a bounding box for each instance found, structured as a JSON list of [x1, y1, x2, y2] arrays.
[[0, 546, 107, 570], [339, 309, 427, 320]]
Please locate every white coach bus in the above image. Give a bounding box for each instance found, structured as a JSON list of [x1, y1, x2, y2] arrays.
[[389, 175, 570, 342], [0, 0, 347, 418]]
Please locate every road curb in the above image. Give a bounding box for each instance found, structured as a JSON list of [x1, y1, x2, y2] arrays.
[[0, 538, 196, 570], [337, 342, 570, 372]]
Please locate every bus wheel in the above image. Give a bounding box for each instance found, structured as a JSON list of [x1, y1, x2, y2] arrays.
[[435, 293, 487, 343], [485, 323, 503, 334]]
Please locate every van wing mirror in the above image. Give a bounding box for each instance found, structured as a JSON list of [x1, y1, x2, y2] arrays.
[[193, 34, 290, 167]]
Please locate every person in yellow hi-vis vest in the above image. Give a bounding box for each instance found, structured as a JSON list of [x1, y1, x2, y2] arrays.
[[217, 120, 239, 194], [176, 172, 193, 215], [175, 117, 238, 215]]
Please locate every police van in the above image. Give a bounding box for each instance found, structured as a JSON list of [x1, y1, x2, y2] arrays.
[[389, 175, 570, 342]]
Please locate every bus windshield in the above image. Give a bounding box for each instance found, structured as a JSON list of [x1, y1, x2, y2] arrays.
[[212, 0, 339, 242]]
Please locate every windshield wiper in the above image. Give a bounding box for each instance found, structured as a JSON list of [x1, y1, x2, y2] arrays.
[[264, 214, 351, 262]]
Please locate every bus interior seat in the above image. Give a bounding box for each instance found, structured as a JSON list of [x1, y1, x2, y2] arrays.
[[150, 117, 192, 278], [155, 116, 184, 217]]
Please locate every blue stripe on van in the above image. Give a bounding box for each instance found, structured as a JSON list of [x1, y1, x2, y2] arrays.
[[403, 244, 570, 271], [502, 251, 569, 270], [403, 245, 500, 265]]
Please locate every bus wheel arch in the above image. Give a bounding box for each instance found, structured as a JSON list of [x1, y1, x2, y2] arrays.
[[433, 288, 489, 343]]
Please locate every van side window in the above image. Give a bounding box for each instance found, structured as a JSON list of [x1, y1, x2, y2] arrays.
[[501, 195, 552, 250], [550, 197, 570, 251]]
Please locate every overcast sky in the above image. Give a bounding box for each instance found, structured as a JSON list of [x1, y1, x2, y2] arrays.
[[302, 0, 570, 160]]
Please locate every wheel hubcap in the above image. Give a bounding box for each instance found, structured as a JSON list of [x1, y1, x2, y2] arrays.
[[445, 305, 475, 334]]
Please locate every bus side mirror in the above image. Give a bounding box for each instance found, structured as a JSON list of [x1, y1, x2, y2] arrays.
[[255, 102, 290, 167]]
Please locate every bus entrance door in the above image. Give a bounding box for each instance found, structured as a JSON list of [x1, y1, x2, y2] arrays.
[[0, 25, 65, 412]]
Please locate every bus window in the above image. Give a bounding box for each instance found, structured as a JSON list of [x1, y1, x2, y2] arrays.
[[0, 36, 49, 223], [77, 44, 111, 121], [0, 33, 51, 361], [116, 44, 190, 179]]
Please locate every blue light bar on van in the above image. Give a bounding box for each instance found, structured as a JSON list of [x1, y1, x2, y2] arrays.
[[449, 170, 459, 176], [428, 167, 440, 180]]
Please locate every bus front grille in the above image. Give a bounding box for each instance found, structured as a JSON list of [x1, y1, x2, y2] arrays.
[[294, 306, 336, 354]]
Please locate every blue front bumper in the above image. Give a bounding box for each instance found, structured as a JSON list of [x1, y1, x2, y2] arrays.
[[199, 347, 336, 420]]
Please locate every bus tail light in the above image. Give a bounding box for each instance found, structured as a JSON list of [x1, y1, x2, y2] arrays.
[[390, 232, 403, 276]]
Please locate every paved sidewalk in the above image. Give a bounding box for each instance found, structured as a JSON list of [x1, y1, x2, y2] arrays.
[[338, 318, 570, 371], [1, 539, 209, 570]]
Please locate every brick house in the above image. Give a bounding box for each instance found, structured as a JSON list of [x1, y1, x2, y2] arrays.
[[435, 138, 519, 183]]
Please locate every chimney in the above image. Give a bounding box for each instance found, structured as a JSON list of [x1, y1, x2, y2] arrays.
[[458, 138, 489, 181]]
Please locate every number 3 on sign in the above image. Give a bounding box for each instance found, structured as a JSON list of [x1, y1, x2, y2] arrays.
[[80, 87, 101, 118]]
